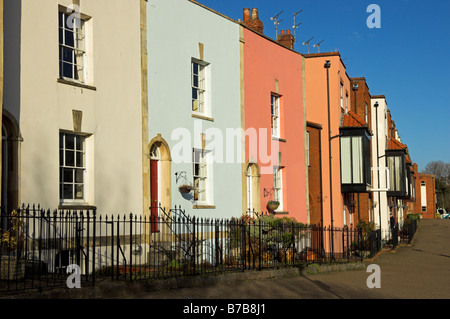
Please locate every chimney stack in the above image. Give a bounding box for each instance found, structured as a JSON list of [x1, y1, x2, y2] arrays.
[[241, 8, 264, 34], [277, 29, 295, 50]]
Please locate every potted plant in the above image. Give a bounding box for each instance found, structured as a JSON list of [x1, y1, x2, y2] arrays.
[[1, 210, 25, 281], [266, 200, 280, 212]]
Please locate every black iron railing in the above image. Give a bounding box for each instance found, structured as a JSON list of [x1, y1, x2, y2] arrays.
[[0, 204, 408, 293]]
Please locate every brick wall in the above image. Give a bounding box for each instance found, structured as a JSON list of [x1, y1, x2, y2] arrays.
[[348, 78, 374, 225], [350, 78, 372, 131]]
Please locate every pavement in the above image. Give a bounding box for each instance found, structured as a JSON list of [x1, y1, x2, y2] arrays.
[[128, 218, 450, 299]]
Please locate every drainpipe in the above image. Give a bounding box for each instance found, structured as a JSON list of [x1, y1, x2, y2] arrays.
[[353, 83, 360, 224], [324, 60, 334, 258], [374, 101, 382, 230], [319, 128, 324, 227]]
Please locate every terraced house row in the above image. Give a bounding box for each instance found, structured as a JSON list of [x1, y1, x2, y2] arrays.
[[0, 0, 436, 241]]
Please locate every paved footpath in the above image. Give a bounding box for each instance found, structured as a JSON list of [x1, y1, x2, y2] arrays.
[[132, 219, 450, 299]]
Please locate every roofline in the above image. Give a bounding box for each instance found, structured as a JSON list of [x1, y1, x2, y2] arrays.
[[304, 52, 351, 81], [188, 0, 240, 25], [188, 1, 305, 56], [303, 52, 341, 58], [350, 77, 371, 92]]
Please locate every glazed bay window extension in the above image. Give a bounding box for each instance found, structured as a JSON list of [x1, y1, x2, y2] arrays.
[[59, 10, 86, 82], [60, 133, 86, 202]]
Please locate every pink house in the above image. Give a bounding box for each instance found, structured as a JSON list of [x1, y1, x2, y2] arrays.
[[241, 9, 308, 223]]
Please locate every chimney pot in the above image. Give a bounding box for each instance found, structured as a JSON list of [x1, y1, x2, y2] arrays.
[[251, 8, 259, 20], [286, 29, 291, 35], [280, 30, 285, 35], [243, 8, 251, 21]]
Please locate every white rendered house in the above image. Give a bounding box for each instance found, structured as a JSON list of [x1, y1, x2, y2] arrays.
[[371, 96, 390, 234], [2, 0, 146, 216]]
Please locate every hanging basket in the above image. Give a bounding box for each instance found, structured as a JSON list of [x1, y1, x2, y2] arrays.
[[267, 201, 280, 212], [178, 184, 195, 194]]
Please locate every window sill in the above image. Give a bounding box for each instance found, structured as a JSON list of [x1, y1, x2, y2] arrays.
[[272, 137, 287, 143], [191, 113, 214, 122], [57, 78, 97, 91], [274, 211, 289, 215], [193, 204, 216, 209], [58, 203, 97, 211]]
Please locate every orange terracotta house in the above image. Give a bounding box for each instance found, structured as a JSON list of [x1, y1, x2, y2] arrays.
[[304, 52, 351, 229], [240, 9, 308, 223]]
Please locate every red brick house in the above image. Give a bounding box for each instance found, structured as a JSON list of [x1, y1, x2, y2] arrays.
[[411, 163, 436, 219]]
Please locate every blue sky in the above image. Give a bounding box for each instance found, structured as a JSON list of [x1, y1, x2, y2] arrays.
[[198, 0, 450, 171]]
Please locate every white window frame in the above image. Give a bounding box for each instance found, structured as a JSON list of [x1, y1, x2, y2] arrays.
[[193, 148, 210, 204], [271, 94, 281, 138], [421, 181, 427, 210], [191, 59, 209, 116], [59, 9, 87, 83], [273, 166, 283, 211], [60, 132, 86, 203]]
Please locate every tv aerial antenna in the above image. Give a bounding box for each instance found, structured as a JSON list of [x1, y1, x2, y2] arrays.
[[302, 37, 314, 54], [270, 11, 284, 37], [292, 10, 303, 44], [313, 40, 325, 53]]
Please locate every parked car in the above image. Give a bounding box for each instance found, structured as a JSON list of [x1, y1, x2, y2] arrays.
[[438, 208, 449, 219]]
